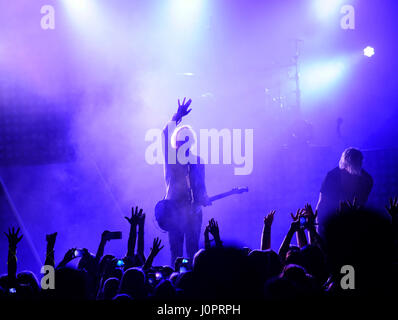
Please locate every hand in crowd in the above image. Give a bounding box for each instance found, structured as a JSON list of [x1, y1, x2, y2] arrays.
[[125, 206, 145, 227], [290, 209, 305, 232], [208, 218, 220, 240], [264, 210, 276, 229], [143, 237, 164, 270], [58, 248, 89, 268], [386, 197, 398, 217], [46, 232, 57, 248], [340, 198, 359, 212], [303, 204, 318, 229], [206, 218, 222, 247], [261, 210, 275, 250], [4, 227, 23, 249], [150, 237, 164, 257], [59, 248, 77, 267]]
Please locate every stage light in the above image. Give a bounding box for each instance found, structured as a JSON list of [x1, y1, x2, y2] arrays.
[[170, 0, 206, 29], [364, 46, 375, 58], [313, 0, 343, 20], [60, 0, 110, 51], [62, 0, 94, 13], [301, 58, 347, 103], [61, 0, 101, 28]]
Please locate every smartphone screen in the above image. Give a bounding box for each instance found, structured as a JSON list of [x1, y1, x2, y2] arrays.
[[74, 249, 83, 258]]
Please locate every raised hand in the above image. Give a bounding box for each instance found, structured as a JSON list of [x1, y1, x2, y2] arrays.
[[340, 198, 359, 212], [303, 204, 318, 227], [290, 208, 305, 232], [386, 197, 398, 217], [143, 237, 164, 270], [264, 210, 276, 228], [208, 218, 220, 240], [125, 206, 144, 226], [4, 227, 23, 249], [45, 232, 58, 267], [63, 248, 76, 262], [173, 97, 192, 123], [206, 218, 222, 247], [46, 232, 57, 248], [150, 237, 164, 257], [261, 210, 275, 250]]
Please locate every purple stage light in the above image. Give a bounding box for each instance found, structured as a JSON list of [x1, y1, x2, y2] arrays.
[[363, 46, 375, 58]]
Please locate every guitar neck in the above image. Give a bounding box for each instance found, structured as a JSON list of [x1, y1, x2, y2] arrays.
[[209, 191, 235, 202]]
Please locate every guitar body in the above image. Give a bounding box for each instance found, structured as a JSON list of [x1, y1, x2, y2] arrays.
[[155, 199, 180, 232], [155, 187, 248, 232]]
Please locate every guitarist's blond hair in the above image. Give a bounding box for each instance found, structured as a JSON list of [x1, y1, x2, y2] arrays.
[[170, 125, 196, 149]]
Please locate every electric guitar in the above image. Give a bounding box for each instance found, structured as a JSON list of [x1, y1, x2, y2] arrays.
[[155, 187, 248, 232]]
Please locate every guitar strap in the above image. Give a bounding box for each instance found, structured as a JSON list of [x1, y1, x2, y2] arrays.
[[187, 163, 198, 214], [186, 163, 193, 201]]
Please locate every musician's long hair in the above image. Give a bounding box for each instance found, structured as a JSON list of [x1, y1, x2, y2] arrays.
[[339, 147, 363, 176]]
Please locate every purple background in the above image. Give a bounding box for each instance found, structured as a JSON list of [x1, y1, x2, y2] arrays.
[[0, 0, 397, 274]]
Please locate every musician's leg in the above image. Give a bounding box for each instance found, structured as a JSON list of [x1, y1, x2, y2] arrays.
[[168, 228, 184, 266], [186, 209, 203, 264]]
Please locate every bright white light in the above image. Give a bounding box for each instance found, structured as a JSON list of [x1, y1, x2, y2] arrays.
[[301, 59, 346, 101], [62, 0, 96, 15], [363, 46, 375, 58], [177, 72, 195, 76], [61, 0, 101, 28], [64, 0, 91, 11], [313, 0, 343, 20], [170, 0, 205, 29]]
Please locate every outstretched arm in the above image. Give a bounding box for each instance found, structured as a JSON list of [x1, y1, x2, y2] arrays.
[[291, 209, 308, 248], [137, 210, 146, 261], [4, 227, 23, 289], [303, 204, 324, 250], [125, 207, 142, 258], [278, 224, 296, 262], [304, 203, 322, 249], [163, 98, 192, 166], [45, 232, 57, 267], [57, 248, 77, 269], [261, 210, 275, 250], [143, 237, 164, 271], [279, 211, 302, 261], [96, 231, 110, 261]]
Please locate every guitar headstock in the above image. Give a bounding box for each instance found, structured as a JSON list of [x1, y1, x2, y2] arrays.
[[231, 186, 249, 194]]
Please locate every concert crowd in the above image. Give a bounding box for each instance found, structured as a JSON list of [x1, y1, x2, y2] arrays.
[[1, 198, 397, 301]]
